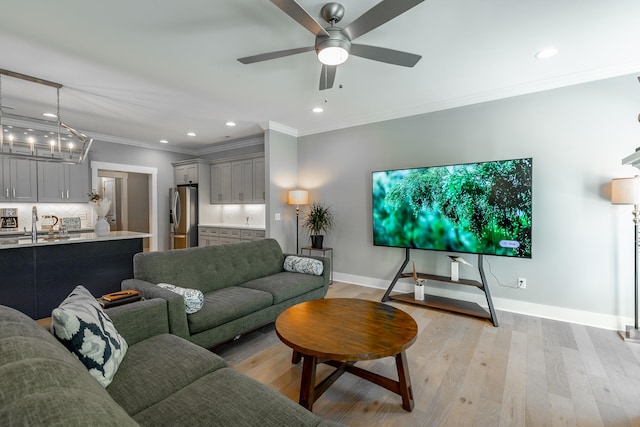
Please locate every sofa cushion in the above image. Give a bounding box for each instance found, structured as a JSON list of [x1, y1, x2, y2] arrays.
[[133, 367, 324, 427], [240, 271, 326, 304], [132, 239, 285, 294], [157, 282, 204, 314], [284, 255, 324, 275], [0, 305, 137, 427], [187, 287, 273, 335], [51, 285, 128, 387], [107, 333, 227, 416]]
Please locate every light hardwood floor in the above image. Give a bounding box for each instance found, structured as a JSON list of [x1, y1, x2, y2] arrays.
[[215, 282, 640, 427]]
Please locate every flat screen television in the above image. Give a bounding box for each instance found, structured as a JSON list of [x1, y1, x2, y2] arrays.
[[372, 157, 532, 258]]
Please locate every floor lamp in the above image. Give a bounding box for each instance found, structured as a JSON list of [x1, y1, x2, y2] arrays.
[[288, 190, 308, 254], [611, 176, 640, 343]]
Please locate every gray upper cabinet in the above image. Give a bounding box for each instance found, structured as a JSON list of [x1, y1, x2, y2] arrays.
[[252, 157, 265, 203], [211, 156, 264, 204], [37, 161, 89, 203], [231, 159, 253, 203], [174, 162, 199, 185], [0, 158, 37, 202], [211, 162, 232, 203]]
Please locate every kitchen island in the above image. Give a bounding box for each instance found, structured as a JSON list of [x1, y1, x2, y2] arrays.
[[0, 231, 150, 319]]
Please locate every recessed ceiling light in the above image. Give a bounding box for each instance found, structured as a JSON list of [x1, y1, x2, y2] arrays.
[[226, 121, 236, 127], [535, 48, 559, 59], [187, 132, 196, 137], [160, 139, 169, 144], [42, 112, 57, 118], [312, 107, 324, 113]]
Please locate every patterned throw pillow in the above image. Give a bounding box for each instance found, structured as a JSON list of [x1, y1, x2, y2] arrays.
[[157, 283, 204, 314], [283, 256, 324, 276], [51, 285, 128, 387]]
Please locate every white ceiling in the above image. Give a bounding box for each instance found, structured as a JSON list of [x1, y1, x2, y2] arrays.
[[1, 0, 640, 153]]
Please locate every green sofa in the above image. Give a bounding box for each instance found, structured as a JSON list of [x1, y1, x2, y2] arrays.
[[121, 239, 330, 349], [0, 299, 343, 426]]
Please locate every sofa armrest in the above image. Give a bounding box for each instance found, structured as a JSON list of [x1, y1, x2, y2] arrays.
[[121, 278, 190, 340], [107, 298, 169, 346], [283, 253, 331, 287]]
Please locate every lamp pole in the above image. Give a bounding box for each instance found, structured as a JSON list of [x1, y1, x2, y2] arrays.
[[634, 204, 639, 332], [612, 176, 640, 342], [288, 190, 308, 255]]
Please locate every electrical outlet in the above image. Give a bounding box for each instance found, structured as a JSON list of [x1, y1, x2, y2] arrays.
[[518, 277, 527, 289]]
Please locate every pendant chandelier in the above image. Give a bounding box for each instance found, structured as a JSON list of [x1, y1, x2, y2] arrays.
[[0, 69, 92, 164]]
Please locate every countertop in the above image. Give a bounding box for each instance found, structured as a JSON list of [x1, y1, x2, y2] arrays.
[[198, 223, 265, 231], [0, 231, 151, 250]]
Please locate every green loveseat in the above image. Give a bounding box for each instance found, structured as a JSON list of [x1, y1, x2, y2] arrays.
[[0, 299, 343, 426], [121, 239, 330, 349]]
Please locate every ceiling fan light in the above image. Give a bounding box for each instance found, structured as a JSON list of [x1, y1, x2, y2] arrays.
[[318, 46, 349, 66]]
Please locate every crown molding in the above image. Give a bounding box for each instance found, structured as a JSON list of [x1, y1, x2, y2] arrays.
[[261, 121, 298, 137]]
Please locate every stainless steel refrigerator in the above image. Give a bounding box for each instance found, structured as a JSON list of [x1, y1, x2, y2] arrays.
[[170, 185, 198, 249]]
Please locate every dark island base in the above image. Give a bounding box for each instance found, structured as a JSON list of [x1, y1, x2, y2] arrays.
[[0, 238, 142, 319]]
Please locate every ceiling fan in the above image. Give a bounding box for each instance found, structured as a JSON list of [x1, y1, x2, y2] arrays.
[[237, 0, 424, 90]]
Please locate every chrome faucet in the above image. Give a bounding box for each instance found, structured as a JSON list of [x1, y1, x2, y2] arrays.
[[31, 206, 38, 242]]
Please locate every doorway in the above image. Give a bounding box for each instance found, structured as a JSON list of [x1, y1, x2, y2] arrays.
[[91, 161, 158, 251]]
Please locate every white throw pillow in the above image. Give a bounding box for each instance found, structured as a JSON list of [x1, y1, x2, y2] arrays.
[[51, 285, 128, 387], [283, 256, 324, 276], [157, 283, 204, 314]]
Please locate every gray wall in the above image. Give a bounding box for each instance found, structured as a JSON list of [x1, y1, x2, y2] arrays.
[[127, 172, 149, 233], [88, 141, 191, 250], [265, 129, 298, 254], [297, 74, 640, 328]]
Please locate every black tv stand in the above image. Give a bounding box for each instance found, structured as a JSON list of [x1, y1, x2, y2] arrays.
[[381, 248, 499, 326]]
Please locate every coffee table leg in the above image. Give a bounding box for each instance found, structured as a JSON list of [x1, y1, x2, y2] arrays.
[[299, 355, 317, 411], [292, 350, 302, 364], [395, 351, 414, 411]]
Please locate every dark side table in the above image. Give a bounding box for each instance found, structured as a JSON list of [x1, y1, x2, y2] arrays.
[[300, 246, 333, 284]]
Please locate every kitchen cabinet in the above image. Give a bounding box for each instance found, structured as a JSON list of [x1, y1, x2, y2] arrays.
[[211, 162, 232, 203], [231, 159, 253, 203], [198, 226, 220, 246], [198, 226, 265, 247], [210, 156, 265, 204], [174, 162, 199, 185], [252, 157, 265, 203], [0, 158, 37, 202], [37, 161, 89, 202]]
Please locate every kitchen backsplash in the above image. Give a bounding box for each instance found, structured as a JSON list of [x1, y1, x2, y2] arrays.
[[199, 204, 266, 227], [0, 203, 95, 231]]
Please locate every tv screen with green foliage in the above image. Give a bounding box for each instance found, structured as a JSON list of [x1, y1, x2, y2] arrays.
[[372, 158, 532, 258]]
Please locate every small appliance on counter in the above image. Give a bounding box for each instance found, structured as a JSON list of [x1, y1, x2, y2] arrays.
[[61, 217, 82, 230], [40, 215, 59, 232], [0, 208, 18, 232]]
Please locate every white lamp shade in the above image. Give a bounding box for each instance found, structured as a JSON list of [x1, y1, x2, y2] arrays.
[[611, 176, 640, 205], [288, 190, 309, 205]]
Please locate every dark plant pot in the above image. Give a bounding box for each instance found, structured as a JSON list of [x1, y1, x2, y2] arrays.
[[310, 235, 324, 249]]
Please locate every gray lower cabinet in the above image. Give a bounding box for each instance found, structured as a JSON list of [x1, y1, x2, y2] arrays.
[[37, 161, 89, 202], [199, 226, 265, 247], [0, 158, 37, 202]]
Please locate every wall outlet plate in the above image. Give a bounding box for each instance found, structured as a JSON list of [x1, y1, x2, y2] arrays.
[[518, 278, 527, 289]]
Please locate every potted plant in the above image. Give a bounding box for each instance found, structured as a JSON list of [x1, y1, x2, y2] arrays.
[[302, 201, 334, 249]]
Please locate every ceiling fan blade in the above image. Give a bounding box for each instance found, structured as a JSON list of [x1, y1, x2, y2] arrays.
[[238, 46, 314, 64], [271, 0, 329, 37], [319, 64, 336, 90], [342, 0, 424, 41], [350, 44, 421, 67]]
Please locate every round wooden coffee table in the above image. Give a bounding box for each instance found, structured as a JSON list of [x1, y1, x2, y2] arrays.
[[275, 298, 418, 411]]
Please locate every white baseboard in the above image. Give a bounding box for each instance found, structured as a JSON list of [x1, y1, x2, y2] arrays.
[[333, 272, 630, 332]]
